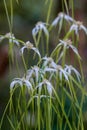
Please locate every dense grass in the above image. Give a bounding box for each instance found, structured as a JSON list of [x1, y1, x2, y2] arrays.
[[0, 0, 87, 130]]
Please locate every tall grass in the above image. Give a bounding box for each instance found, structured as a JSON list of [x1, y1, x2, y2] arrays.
[[0, 0, 87, 130]]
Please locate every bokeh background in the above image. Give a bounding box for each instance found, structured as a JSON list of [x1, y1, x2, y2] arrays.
[[0, 0, 87, 129]]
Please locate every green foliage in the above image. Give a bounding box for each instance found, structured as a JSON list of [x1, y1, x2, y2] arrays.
[[0, 0, 87, 130]]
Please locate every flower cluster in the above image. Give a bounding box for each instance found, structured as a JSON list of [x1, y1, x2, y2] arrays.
[[69, 21, 87, 36], [10, 55, 81, 96], [51, 12, 87, 36], [20, 41, 41, 59], [52, 12, 74, 27], [32, 21, 49, 37], [0, 32, 19, 46]]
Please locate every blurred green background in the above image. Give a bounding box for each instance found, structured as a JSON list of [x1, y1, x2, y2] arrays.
[[0, 0, 87, 129]]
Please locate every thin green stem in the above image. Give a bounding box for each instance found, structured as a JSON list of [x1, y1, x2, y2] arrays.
[[10, 0, 13, 32], [37, 96, 41, 130], [21, 54, 27, 73], [3, 0, 11, 31], [46, 0, 53, 24], [62, 46, 66, 68], [52, 87, 73, 130], [64, 0, 69, 15]]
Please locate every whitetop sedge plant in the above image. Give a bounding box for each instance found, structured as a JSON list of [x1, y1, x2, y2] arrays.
[[0, 0, 87, 130]]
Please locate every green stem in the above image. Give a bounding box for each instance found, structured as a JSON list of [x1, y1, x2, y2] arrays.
[[46, 0, 53, 24], [64, 0, 69, 15], [77, 93, 84, 130], [53, 88, 73, 130], [10, 0, 13, 32], [62, 45, 66, 68], [37, 96, 40, 130], [46, 35, 49, 55], [3, 0, 11, 31], [21, 54, 27, 73]]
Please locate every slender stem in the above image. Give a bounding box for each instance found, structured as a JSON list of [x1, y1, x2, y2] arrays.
[[53, 88, 73, 130], [10, 0, 13, 32], [46, 35, 49, 55], [37, 30, 42, 48], [46, 0, 53, 24], [3, 0, 11, 31], [37, 96, 41, 130], [62, 0, 65, 12], [62, 45, 66, 68], [77, 93, 84, 130], [64, 0, 69, 15], [21, 54, 27, 73]]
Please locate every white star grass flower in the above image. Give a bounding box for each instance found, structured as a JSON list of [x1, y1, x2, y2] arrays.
[[44, 67, 57, 73], [64, 65, 81, 81], [26, 66, 45, 85], [52, 12, 74, 27], [42, 56, 58, 68], [59, 39, 72, 47], [0, 32, 19, 46], [32, 21, 49, 37], [36, 79, 53, 95], [59, 39, 81, 59], [69, 21, 87, 35], [26, 66, 40, 82], [32, 66, 40, 82], [20, 41, 41, 59], [58, 66, 69, 81], [10, 77, 33, 91], [42, 56, 69, 81], [26, 69, 34, 80]]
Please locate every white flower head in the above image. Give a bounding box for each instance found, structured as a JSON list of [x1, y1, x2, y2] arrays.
[[58, 66, 69, 81], [32, 21, 49, 37], [64, 65, 81, 82], [44, 67, 57, 73], [26, 66, 40, 82], [6, 33, 19, 45], [42, 56, 58, 69], [10, 77, 33, 91], [0, 33, 19, 46], [20, 41, 41, 59], [36, 79, 53, 96], [59, 39, 81, 59], [59, 39, 72, 47], [69, 21, 87, 35], [52, 12, 74, 27]]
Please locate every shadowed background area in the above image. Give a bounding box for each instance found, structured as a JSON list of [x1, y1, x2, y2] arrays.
[[0, 0, 87, 129]]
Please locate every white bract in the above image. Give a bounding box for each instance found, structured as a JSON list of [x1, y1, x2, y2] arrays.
[[64, 65, 81, 82], [36, 79, 53, 95], [59, 39, 81, 59], [20, 41, 41, 59], [26, 66, 40, 82], [0, 32, 19, 46], [10, 77, 33, 91], [52, 12, 74, 27], [58, 67, 69, 81], [42, 56, 69, 81], [32, 21, 49, 37], [69, 21, 87, 35], [42, 56, 58, 68]]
